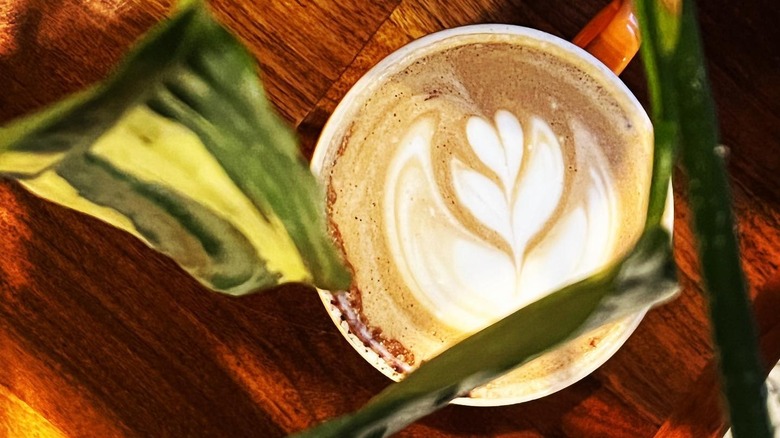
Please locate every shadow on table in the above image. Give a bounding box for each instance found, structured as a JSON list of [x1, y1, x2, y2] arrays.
[[0, 0, 168, 123]]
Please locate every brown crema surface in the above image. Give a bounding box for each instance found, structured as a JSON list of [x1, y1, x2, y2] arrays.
[[321, 32, 653, 400]]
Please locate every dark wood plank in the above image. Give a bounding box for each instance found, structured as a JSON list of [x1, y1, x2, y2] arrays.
[[208, 0, 400, 124], [0, 0, 173, 120]]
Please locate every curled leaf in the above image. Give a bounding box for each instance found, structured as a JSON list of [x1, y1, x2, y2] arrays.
[[0, 2, 350, 294]]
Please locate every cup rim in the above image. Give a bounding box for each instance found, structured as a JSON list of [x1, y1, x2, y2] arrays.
[[312, 23, 651, 174], [310, 23, 669, 407]]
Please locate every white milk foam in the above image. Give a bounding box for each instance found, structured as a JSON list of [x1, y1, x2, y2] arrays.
[[385, 111, 617, 332], [319, 29, 654, 397]]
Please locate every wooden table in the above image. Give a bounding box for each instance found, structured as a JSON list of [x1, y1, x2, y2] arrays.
[[1, 1, 778, 436]]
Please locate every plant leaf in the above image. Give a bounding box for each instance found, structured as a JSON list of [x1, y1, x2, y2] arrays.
[[635, 0, 773, 436], [0, 2, 350, 294], [293, 226, 677, 438]]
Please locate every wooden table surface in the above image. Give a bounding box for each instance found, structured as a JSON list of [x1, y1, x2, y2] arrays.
[[1, 1, 778, 437]]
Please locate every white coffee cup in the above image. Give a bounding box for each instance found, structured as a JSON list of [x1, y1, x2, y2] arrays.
[[311, 24, 673, 406]]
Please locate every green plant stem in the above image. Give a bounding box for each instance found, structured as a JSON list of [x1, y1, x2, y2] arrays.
[[635, 0, 772, 436], [675, 4, 771, 437]]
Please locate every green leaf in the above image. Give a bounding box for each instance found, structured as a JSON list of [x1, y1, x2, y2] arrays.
[[294, 226, 677, 438], [0, 2, 350, 294], [635, 1, 773, 436]]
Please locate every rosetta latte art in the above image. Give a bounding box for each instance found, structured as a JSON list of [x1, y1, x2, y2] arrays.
[[385, 110, 618, 332]]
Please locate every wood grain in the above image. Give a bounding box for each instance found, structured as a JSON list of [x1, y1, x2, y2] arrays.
[[1, 1, 778, 437]]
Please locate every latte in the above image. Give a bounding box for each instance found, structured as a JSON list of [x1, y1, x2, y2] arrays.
[[313, 26, 654, 404]]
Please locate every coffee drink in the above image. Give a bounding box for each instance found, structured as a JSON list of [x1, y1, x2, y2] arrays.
[[313, 26, 653, 404]]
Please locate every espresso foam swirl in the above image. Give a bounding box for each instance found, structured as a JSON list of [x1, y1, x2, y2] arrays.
[[385, 111, 617, 332], [321, 34, 653, 371]]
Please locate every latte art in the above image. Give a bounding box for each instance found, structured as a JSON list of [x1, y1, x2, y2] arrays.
[[386, 111, 617, 331], [315, 27, 654, 402]]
